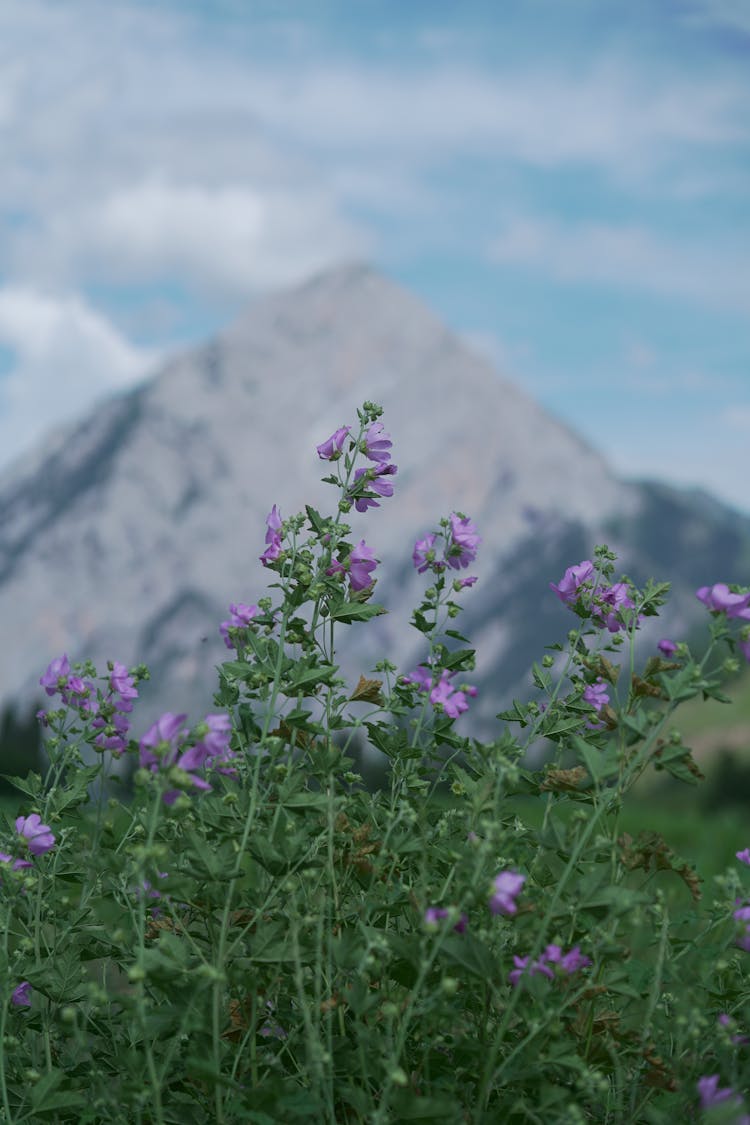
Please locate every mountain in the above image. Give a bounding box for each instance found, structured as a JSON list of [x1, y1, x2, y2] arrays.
[[1, 263, 748, 748]]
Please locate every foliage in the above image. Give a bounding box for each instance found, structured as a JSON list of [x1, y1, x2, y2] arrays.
[[1, 402, 750, 1124]]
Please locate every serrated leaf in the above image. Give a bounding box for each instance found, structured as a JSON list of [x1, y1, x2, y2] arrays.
[[328, 601, 386, 624]]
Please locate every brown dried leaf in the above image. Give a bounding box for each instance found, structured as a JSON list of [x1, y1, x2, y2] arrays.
[[540, 766, 589, 793], [350, 674, 384, 704]]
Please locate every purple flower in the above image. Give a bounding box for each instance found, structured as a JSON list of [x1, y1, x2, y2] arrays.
[[413, 534, 438, 574], [0, 851, 33, 872], [39, 654, 71, 697], [185, 713, 236, 777], [317, 425, 350, 460], [583, 678, 609, 713], [737, 849, 750, 866], [219, 602, 259, 649], [424, 906, 468, 933], [446, 514, 481, 570], [550, 560, 594, 605], [697, 1074, 750, 1120], [349, 540, 378, 592], [11, 982, 32, 1008], [696, 584, 750, 621], [559, 945, 592, 973], [110, 662, 139, 711], [402, 665, 476, 720], [489, 870, 525, 916], [260, 505, 283, 566], [593, 582, 635, 633], [508, 943, 591, 987], [657, 638, 678, 657], [16, 814, 56, 857], [139, 712, 189, 771], [456, 576, 478, 589], [362, 421, 392, 464], [350, 462, 397, 512]]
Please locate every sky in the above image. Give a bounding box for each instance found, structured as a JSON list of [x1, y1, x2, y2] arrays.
[[0, 0, 748, 512]]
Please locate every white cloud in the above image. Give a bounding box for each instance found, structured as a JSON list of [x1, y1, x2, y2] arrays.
[[35, 177, 370, 298], [489, 216, 750, 311], [0, 288, 158, 471]]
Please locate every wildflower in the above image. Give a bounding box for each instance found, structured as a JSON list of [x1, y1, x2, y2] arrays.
[[260, 505, 282, 566], [413, 533, 438, 574], [109, 662, 139, 711], [697, 1074, 750, 1121], [39, 654, 71, 696], [0, 851, 33, 872], [583, 678, 609, 713], [402, 665, 476, 720], [185, 713, 236, 777], [316, 425, 350, 460], [139, 712, 189, 772], [219, 602, 259, 649], [696, 584, 750, 621], [362, 421, 392, 464], [455, 575, 478, 589], [424, 907, 468, 933], [489, 870, 525, 916], [349, 540, 378, 592], [508, 943, 591, 987], [446, 514, 481, 570], [350, 462, 398, 512], [16, 814, 56, 857], [593, 582, 635, 633], [11, 982, 32, 1008], [657, 638, 678, 657], [718, 1013, 749, 1046], [550, 560, 594, 605], [737, 849, 750, 866]]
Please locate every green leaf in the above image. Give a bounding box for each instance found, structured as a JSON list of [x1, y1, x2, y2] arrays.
[[328, 600, 386, 624], [285, 661, 337, 692], [572, 736, 620, 784], [304, 504, 328, 536]]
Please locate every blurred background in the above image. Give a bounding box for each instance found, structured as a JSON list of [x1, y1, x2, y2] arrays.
[[0, 0, 748, 872]]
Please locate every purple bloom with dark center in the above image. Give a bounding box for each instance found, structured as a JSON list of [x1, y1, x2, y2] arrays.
[[696, 583, 750, 621], [317, 425, 350, 460], [362, 421, 392, 464], [349, 540, 378, 592], [583, 678, 609, 713], [413, 534, 438, 574], [489, 870, 525, 916], [16, 814, 56, 857], [424, 906, 468, 933], [260, 505, 283, 566], [39, 654, 71, 697], [11, 982, 32, 1008], [351, 462, 397, 512], [219, 602, 259, 649], [657, 638, 678, 657], [550, 560, 594, 605], [446, 514, 481, 570]]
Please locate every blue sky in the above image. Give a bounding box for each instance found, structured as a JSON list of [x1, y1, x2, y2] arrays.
[[0, 0, 748, 511]]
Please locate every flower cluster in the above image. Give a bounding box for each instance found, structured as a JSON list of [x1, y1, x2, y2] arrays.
[[402, 664, 477, 720], [550, 560, 636, 634], [260, 505, 283, 567], [345, 420, 398, 512], [327, 538, 379, 593], [219, 602, 259, 650], [139, 711, 235, 805], [39, 655, 139, 754], [508, 943, 591, 988], [413, 515, 482, 577]]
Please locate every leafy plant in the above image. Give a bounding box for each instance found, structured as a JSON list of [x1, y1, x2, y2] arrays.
[[2, 402, 750, 1124]]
